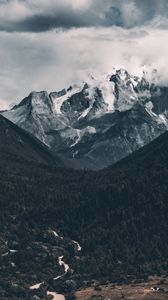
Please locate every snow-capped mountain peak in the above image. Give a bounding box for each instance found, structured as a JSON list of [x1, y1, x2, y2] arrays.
[[15, 91, 53, 115], [2, 68, 168, 170]]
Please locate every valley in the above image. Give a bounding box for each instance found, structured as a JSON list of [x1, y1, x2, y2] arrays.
[[1, 112, 168, 299], [1, 1, 168, 299]]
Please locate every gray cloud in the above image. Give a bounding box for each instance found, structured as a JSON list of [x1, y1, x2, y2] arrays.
[[0, 0, 168, 32], [0, 1, 168, 108], [0, 25, 168, 108], [1, 14, 88, 32]]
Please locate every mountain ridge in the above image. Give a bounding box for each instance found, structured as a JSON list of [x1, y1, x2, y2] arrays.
[[0, 114, 62, 167], [2, 68, 168, 170]]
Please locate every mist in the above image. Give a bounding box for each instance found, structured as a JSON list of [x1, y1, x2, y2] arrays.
[[0, 24, 168, 108]]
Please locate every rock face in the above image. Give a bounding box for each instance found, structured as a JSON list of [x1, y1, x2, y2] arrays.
[[2, 69, 168, 170]]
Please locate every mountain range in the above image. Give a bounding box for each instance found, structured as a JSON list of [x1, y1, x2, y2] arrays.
[[2, 68, 168, 170], [1, 68, 168, 299]]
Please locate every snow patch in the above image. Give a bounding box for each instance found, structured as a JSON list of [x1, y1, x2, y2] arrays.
[[145, 101, 157, 118], [70, 126, 96, 148], [53, 275, 62, 281], [52, 230, 59, 237], [78, 105, 92, 119], [52, 84, 83, 114], [58, 256, 69, 273], [70, 129, 81, 147], [158, 114, 168, 129], [47, 291, 65, 300], [10, 249, 18, 253], [86, 74, 115, 112], [72, 240, 82, 251], [51, 229, 63, 240], [2, 252, 8, 257], [30, 282, 44, 290], [11, 262, 16, 267]]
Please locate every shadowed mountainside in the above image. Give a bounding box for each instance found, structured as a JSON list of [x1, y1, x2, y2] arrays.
[[0, 114, 62, 168]]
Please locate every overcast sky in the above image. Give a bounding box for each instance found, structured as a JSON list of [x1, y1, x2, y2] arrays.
[[0, 0, 168, 108]]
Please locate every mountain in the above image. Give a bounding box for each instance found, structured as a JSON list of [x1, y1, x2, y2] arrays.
[[1, 124, 168, 299], [0, 114, 61, 168], [2, 69, 168, 170]]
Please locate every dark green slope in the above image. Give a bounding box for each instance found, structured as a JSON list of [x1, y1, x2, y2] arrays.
[[0, 114, 62, 168], [1, 126, 168, 298]]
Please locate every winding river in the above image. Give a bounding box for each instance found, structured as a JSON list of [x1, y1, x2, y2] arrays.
[[30, 230, 81, 300]]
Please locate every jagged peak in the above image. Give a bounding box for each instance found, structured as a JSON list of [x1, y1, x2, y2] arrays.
[[109, 66, 159, 85], [29, 91, 51, 105], [11, 91, 54, 116], [50, 88, 66, 99], [30, 90, 49, 97], [7, 67, 160, 119]]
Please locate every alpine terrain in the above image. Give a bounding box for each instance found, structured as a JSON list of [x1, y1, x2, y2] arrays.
[[2, 69, 168, 170]]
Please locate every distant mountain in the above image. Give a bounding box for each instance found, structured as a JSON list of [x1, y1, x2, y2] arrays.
[[0, 114, 61, 168], [2, 69, 168, 170]]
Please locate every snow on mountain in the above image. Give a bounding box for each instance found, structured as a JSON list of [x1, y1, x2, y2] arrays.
[[50, 85, 81, 115], [2, 68, 168, 170]]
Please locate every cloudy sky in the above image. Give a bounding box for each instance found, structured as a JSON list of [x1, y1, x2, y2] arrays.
[[0, 0, 168, 108]]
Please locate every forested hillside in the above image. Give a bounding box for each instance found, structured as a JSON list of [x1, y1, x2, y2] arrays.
[[1, 116, 168, 299]]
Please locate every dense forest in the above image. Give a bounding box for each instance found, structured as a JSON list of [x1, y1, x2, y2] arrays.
[[1, 115, 168, 299]]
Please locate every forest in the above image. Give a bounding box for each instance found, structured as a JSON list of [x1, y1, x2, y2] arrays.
[[1, 116, 168, 299]]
